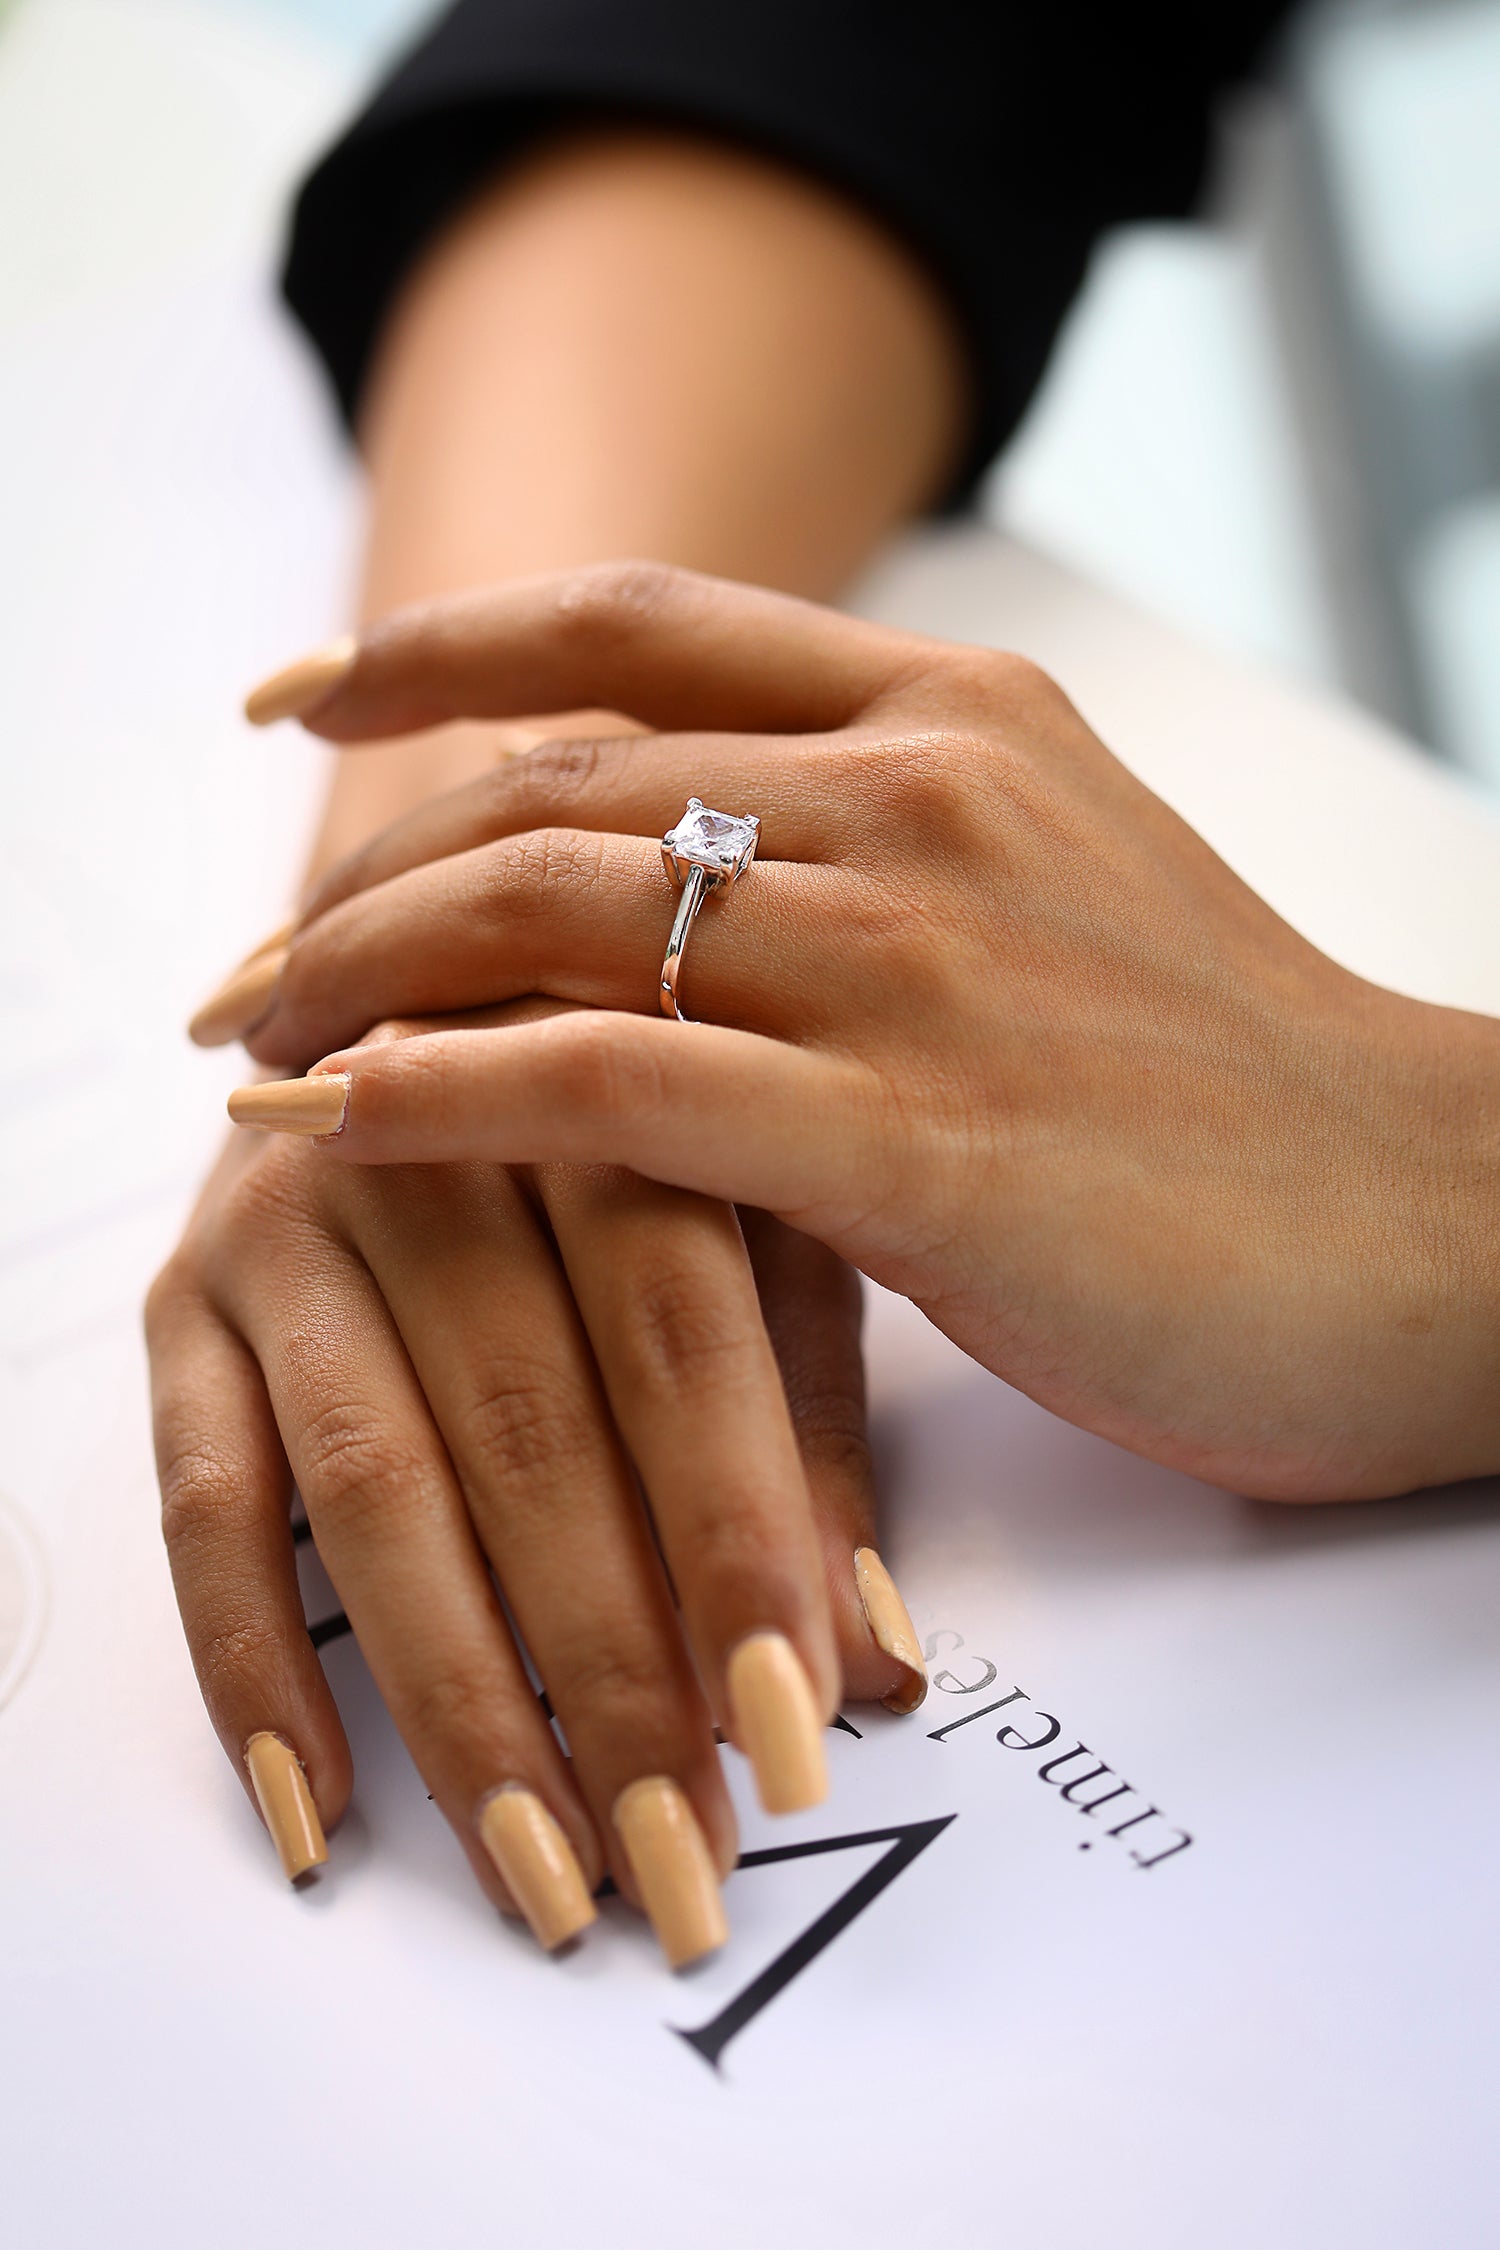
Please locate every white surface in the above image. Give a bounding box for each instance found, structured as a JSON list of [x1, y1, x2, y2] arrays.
[[2, 3, 1499, 2243]]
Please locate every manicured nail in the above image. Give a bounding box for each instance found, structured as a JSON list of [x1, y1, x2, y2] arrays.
[[726, 1631, 828, 1814], [854, 1548, 927, 1713], [244, 1731, 327, 1881], [613, 1777, 727, 1970], [478, 1786, 597, 1952], [228, 1073, 350, 1136], [242, 917, 298, 962], [244, 633, 358, 726], [188, 948, 288, 1048]]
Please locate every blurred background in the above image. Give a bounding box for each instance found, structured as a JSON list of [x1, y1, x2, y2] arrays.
[[3, 0, 1496, 785]]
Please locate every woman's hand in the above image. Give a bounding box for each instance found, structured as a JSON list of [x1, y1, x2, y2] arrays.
[[232, 564, 1500, 1502], [148, 1010, 924, 1962]]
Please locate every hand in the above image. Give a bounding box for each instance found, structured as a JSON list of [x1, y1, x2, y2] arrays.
[[150, 1004, 923, 1965], [232, 565, 1500, 1501]]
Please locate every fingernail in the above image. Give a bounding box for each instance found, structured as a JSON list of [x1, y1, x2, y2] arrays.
[[478, 1786, 597, 1952], [726, 1631, 828, 1814], [244, 1731, 328, 1881], [612, 1777, 728, 1970], [242, 916, 299, 962], [188, 948, 288, 1048], [244, 634, 358, 726], [228, 1073, 350, 1136], [854, 1548, 927, 1714]]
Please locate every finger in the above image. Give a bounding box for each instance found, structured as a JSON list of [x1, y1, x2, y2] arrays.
[[146, 1273, 350, 1876], [247, 563, 926, 743], [223, 1229, 605, 1952], [233, 1016, 885, 1236], [348, 1164, 743, 1857], [536, 1163, 840, 1804], [302, 730, 852, 928], [740, 1214, 926, 1714], [246, 832, 852, 1071]]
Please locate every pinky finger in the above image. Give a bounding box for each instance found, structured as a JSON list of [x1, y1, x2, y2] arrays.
[[146, 1276, 352, 1878], [228, 1014, 884, 1238]]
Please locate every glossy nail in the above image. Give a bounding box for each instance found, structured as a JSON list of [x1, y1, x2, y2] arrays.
[[478, 1786, 597, 1952], [244, 633, 358, 726], [228, 1073, 350, 1136], [854, 1547, 928, 1714], [726, 1631, 828, 1814], [188, 948, 287, 1048], [244, 1732, 327, 1881], [613, 1777, 727, 1970]]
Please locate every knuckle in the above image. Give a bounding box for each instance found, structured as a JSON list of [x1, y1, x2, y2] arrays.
[[481, 732, 606, 833], [622, 1265, 755, 1397], [158, 1444, 241, 1554], [867, 730, 998, 851], [792, 1409, 876, 1499], [554, 558, 688, 641], [400, 1664, 506, 1754], [452, 1361, 594, 1494], [191, 1612, 291, 1709], [489, 827, 605, 925], [559, 1012, 659, 1126], [552, 1638, 672, 1727], [672, 1504, 783, 1591], [296, 1400, 429, 1530]]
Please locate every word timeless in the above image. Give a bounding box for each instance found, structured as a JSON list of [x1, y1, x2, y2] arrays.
[[923, 1631, 1194, 1871]]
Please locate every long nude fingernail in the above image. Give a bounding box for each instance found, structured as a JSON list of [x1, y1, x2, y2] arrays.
[[854, 1547, 927, 1714], [244, 1731, 328, 1881], [188, 948, 288, 1047], [726, 1631, 828, 1814], [478, 1786, 597, 1952], [228, 1074, 350, 1136], [613, 1777, 727, 1970], [244, 634, 358, 726], [242, 917, 298, 962]]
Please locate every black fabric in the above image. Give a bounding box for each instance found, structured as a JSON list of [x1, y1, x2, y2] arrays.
[[283, 0, 1294, 500]]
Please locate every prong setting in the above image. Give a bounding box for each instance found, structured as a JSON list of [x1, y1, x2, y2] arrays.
[[660, 798, 760, 892]]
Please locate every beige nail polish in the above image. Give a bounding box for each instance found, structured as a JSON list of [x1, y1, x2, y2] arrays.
[[228, 1073, 350, 1136], [244, 634, 358, 726], [244, 1732, 327, 1881], [726, 1631, 828, 1815], [478, 1786, 597, 1952], [854, 1547, 928, 1714], [187, 948, 288, 1048], [242, 917, 298, 962], [613, 1777, 728, 1970]]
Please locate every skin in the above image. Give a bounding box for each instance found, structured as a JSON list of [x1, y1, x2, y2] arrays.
[[239, 563, 1500, 1504], [148, 131, 966, 1924]]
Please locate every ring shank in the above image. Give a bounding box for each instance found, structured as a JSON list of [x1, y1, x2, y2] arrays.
[[659, 863, 713, 1022]]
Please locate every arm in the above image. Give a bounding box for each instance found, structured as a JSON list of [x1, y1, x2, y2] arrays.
[[306, 124, 966, 876]]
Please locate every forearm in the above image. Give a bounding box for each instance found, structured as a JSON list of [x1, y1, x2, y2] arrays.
[[306, 125, 966, 881]]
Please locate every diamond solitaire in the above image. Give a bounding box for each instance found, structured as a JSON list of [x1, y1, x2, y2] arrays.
[[662, 797, 760, 889], [659, 795, 762, 1021]]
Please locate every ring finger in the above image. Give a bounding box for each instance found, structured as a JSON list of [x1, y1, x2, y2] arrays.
[[245, 831, 868, 1071]]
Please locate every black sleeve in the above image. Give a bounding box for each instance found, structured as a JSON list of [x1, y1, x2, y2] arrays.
[[283, 0, 1294, 502]]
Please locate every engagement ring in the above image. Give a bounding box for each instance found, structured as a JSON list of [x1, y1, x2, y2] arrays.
[[658, 797, 759, 1022]]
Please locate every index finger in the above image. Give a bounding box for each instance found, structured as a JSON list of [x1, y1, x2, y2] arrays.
[[245, 563, 930, 743]]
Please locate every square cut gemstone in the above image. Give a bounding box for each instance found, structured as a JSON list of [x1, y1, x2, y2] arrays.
[[665, 798, 759, 874]]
